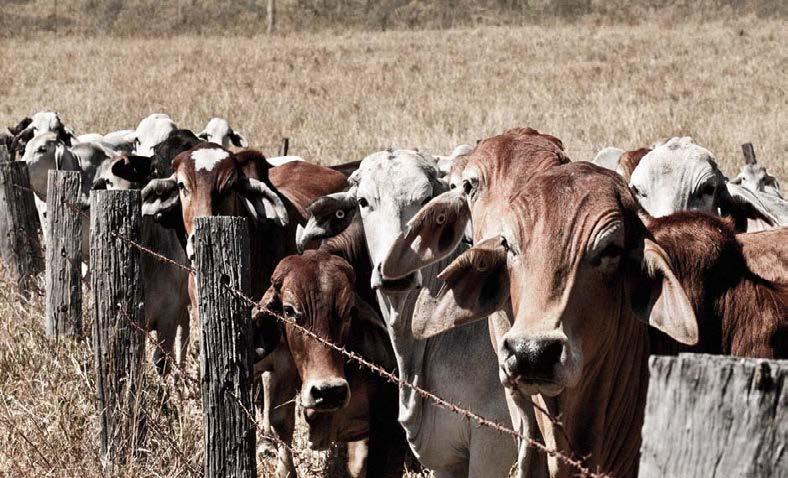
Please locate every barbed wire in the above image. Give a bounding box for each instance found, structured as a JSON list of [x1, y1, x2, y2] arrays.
[[8, 181, 605, 478]]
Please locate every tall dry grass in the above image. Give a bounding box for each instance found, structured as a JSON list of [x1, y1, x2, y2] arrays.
[[0, 17, 785, 478], [1, 20, 785, 179]]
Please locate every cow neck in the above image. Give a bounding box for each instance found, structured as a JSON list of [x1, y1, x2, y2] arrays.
[[537, 300, 649, 478], [375, 254, 457, 440]]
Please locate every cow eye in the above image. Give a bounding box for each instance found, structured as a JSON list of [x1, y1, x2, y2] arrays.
[[631, 185, 645, 198], [358, 197, 369, 208], [282, 305, 298, 319], [462, 179, 473, 195], [591, 243, 623, 268], [335, 209, 345, 219], [37, 145, 47, 153], [698, 183, 716, 197]]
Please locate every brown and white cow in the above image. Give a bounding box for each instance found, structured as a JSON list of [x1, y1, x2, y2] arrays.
[[140, 142, 348, 477], [253, 250, 406, 478]]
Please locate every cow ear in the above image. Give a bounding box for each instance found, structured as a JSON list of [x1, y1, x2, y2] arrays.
[[197, 131, 209, 141], [632, 238, 698, 345], [381, 188, 470, 280], [141, 175, 180, 222], [229, 130, 249, 148], [111, 155, 153, 184], [238, 177, 289, 226], [719, 182, 778, 230], [296, 192, 357, 253], [251, 286, 283, 361], [412, 236, 510, 339]]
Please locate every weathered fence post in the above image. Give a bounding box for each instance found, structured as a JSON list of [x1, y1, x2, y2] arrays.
[[194, 217, 257, 477], [0, 160, 44, 289], [741, 142, 757, 164], [278, 137, 289, 156], [640, 354, 786, 477], [90, 189, 146, 468], [0, 145, 9, 163], [45, 170, 83, 338], [267, 0, 276, 33]]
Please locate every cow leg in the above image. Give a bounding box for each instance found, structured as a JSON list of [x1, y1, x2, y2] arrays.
[[175, 306, 191, 366], [346, 439, 368, 478], [256, 363, 298, 478], [152, 317, 177, 376]]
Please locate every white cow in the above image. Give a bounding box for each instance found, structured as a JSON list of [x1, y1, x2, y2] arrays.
[[131, 113, 177, 156], [12, 111, 78, 156], [628, 137, 782, 231], [730, 158, 787, 225], [197, 117, 249, 148], [297, 150, 517, 478]]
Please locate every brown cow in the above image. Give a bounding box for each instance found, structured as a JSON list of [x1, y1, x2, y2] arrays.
[[141, 143, 348, 477], [253, 250, 406, 478], [424, 162, 700, 476], [647, 213, 787, 358]]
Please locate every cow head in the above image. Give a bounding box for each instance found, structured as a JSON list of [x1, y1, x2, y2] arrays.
[[446, 162, 698, 397], [21, 133, 82, 199], [150, 129, 201, 177], [252, 251, 389, 420], [140, 144, 289, 260], [12, 112, 76, 157], [299, 150, 448, 300], [380, 128, 570, 336], [629, 137, 778, 229], [198, 117, 249, 149], [130, 113, 177, 157], [731, 162, 781, 196]]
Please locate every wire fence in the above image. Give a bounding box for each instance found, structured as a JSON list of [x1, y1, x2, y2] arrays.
[[4, 181, 606, 478]]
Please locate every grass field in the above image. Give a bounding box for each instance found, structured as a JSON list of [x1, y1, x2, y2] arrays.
[[0, 17, 786, 477]]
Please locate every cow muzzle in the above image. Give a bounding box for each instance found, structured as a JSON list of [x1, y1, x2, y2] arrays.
[[499, 334, 568, 396], [301, 378, 351, 412], [372, 263, 422, 293]]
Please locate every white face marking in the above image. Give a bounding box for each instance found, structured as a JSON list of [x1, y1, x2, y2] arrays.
[[192, 148, 229, 172]]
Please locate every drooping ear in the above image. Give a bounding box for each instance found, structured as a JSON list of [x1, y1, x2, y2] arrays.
[[111, 155, 153, 184], [632, 238, 698, 345], [296, 192, 358, 253], [719, 182, 779, 231], [141, 175, 180, 222], [251, 285, 283, 361], [58, 125, 77, 146], [197, 130, 209, 141], [237, 176, 289, 227], [229, 129, 249, 148], [413, 236, 510, 339], [350, 297, 396, 370], [11, 127, 34, 154], [381, 188, 470, 280]]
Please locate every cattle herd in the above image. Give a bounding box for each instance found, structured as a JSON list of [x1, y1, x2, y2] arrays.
[[2, 112, 786, 478]]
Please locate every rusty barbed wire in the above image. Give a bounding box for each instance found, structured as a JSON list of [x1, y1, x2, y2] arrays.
[[10, 182, 604, 478]]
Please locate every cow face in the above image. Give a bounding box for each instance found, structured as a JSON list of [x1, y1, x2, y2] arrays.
[[140, 144, 289, 260], [255, 251, 356, 412], [352, 150, 445, 294], [731, 162, 781, 195], [92, 155, 153, 191], [474, 163, 698, 397], [21, 133, 81, 198], [629, 138, 723, 217], [131, 113, 177, 157]]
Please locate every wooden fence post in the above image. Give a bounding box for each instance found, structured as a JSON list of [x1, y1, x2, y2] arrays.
[[741, 142, 757, 164], [194, 216, 257, 478], [90, 189, 146, 468], [267, 0, 276, 33], [0, 161, 44, 290], [278, 137, 289, 156], [45, 170, 83, 338], [640, 354, 785, 477], [0, 145, 9, 162]]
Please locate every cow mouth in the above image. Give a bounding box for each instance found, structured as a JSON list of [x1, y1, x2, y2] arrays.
[[499, 366, 564, 396]]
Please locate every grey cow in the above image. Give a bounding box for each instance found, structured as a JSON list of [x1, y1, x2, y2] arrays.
[[298, 150, 517, 478]]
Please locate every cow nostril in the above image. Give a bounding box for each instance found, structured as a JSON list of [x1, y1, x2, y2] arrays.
[[310, 383, 348, 407], [503, 338, 564, 382]]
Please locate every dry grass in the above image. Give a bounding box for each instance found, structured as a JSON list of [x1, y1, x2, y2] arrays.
[[0, 17, 785, 478], [1, 20, 785, 179]]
